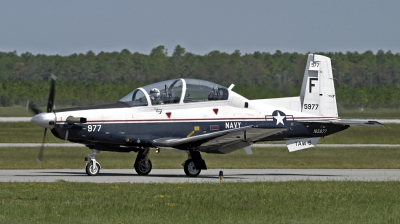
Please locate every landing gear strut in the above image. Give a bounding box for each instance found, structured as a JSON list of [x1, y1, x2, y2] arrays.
[[85, 149, 101, 176], [183, 151, 207, 177], [134, 148, 152, 175]]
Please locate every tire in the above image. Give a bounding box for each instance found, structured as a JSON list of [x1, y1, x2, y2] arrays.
[[183, 159, 201, 177], [134, 159, 152, 175], [86, 161, 100, 176]]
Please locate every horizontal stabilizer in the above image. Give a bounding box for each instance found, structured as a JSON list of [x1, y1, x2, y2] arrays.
[[300, 119, 384, 127], [331, 120, 384, 127], [286, 137, 320, 152]]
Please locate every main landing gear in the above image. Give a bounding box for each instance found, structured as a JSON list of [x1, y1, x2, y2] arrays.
[[85, 149, 101, 176], [134, 148, 152, 175], [183, 151, 207, 177], [84, 148, 207, 177]]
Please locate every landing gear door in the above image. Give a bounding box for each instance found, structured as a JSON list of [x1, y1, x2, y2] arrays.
[[286, 137, 320, 152]]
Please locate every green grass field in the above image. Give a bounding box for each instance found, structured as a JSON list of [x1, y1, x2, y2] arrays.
[[1, 146, 400, 169], [0, 122, 65, 143], [1, 109, 400, 223], [337, 108, 400, 119], [1, 181, 400, 224], [0, 106, 76, 117]]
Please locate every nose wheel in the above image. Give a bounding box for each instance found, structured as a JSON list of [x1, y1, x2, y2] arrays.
[[85, 149, 101, 176], [86, 160, 100, 176]]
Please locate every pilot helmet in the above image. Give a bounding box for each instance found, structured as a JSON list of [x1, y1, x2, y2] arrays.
[[150, 88, 160, 98]]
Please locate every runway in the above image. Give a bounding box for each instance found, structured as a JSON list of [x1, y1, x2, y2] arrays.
[[1, 169, 400, 183]]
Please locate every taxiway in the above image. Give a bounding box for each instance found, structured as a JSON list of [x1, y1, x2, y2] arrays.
[[1, 169, 399, 183]]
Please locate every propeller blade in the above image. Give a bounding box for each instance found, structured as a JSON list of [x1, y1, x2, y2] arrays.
[[47, 75, 56, 112], [37, 128, 47, 164], [35, 75, 56, 164], [27, 100, 42, 115]]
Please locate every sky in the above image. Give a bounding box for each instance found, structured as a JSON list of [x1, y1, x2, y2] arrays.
[[1, 0, 399, 56]]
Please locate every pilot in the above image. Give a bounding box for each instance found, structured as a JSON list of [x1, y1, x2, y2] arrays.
[[150, 88, 162, 105]]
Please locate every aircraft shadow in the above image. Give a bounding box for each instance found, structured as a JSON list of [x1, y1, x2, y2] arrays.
[[16, 171, 225, 179]]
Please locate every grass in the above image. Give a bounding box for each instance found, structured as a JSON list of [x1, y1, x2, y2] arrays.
[[318, 123, 400, 144], [0, 122, 65, 143], [2, 108, 399, 224], [0, 106, 32, 117], [1, 110, 399, 223], [0, 122, 398, 144], [2, 146, 400, 169], [1, 181, 400, 223], [0, 106, 68, 117]]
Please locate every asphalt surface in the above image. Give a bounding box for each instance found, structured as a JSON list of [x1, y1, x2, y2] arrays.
[[2, 117, 399, 183], [1, 169, 400, 183]]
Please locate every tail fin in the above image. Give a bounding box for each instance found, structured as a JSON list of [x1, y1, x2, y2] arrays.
[[299, 54, 338, 117]]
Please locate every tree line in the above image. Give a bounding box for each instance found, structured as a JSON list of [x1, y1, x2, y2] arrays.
[[1, 46, 400, 108]]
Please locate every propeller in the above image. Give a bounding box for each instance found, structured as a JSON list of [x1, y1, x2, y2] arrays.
[[47, 75, 56, 113], [37, 129, 47, 164], [29, 75, 56, 164], [27, 100, 42, 115]]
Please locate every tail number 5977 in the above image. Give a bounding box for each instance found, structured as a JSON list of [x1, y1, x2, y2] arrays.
[[304, 104, 319, 110]]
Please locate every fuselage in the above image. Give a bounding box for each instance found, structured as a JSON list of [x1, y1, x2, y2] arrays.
[[32, 78, 348, 154], [50, 93, 347, 153]]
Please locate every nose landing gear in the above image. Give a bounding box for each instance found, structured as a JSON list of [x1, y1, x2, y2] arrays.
[[85, 149, 101, 176]]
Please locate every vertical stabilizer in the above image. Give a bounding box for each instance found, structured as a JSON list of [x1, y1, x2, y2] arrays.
[[299, 54, 338, 117]]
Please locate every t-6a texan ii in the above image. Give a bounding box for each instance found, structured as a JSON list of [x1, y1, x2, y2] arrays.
[[30, 54, 383, 177]]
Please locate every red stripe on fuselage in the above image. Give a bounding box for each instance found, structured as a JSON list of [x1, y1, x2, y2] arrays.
[[55, 116, 340, 124]]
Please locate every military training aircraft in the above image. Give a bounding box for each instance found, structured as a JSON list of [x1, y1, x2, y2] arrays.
[[30, 54, 383, 177]]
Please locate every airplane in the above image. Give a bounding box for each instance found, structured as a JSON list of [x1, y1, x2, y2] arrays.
[[30, 54, 383, 177]]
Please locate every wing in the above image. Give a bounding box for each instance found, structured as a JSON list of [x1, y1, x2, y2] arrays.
[[153, 125, 287, 154]]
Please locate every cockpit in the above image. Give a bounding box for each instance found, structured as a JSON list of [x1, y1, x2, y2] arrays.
[[119, 78, 229, 107]]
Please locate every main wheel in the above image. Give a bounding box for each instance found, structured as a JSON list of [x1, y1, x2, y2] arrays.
[[134, 159, 152, 175], [183, 159, 201, 177], [86, 161, 100, 176]]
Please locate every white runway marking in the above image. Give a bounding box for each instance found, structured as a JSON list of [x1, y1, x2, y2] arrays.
[[0, 169, 400, 183], [0, 117, 32, 122]]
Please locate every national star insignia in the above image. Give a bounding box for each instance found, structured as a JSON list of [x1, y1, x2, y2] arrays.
[[274, 112, 285, 125]]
